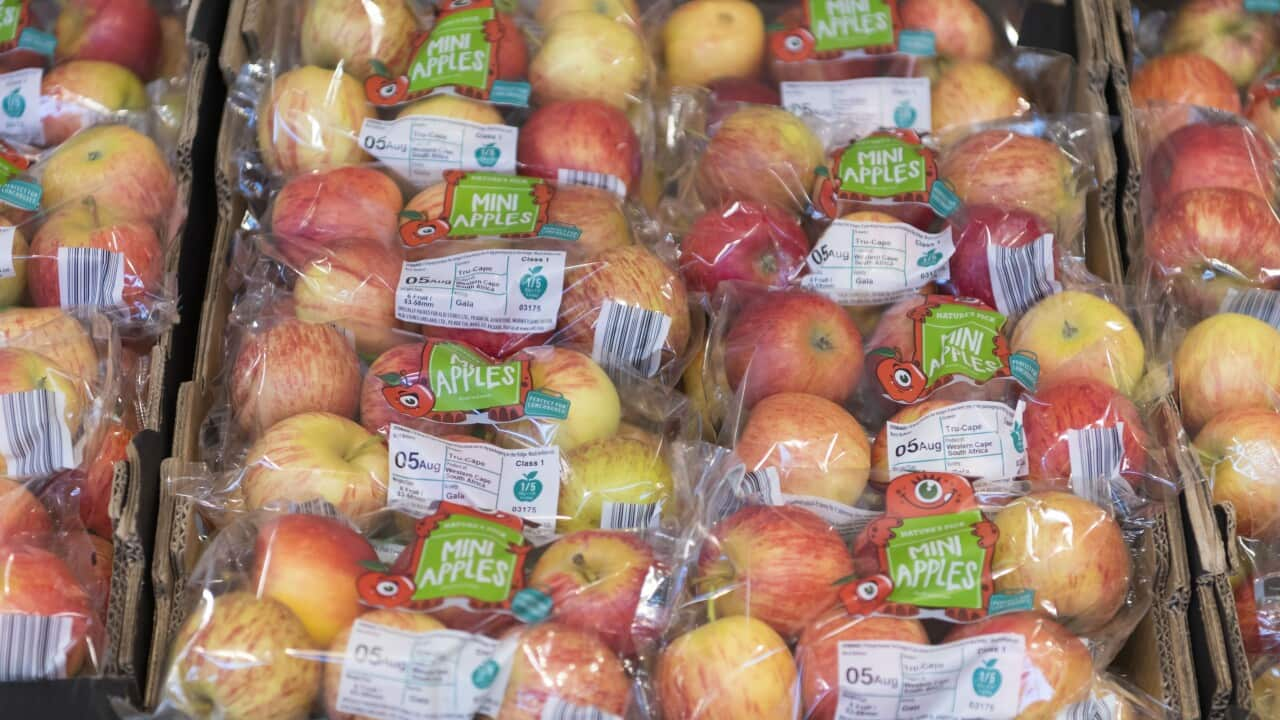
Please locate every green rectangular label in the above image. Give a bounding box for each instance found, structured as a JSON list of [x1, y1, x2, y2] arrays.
[[407, 7, 493, 93], [426, 342, 524, 413], [18, 28, 52, 56], [839, 136, 927, 197], [808, 0, 895, 51], [0, 1, 21, 45], [919, 303, 1007, 385], [0, 179, 39, 211], [886, 509, 986, 609], [412, 513, 523, 603], [447, 173, 543, 236]]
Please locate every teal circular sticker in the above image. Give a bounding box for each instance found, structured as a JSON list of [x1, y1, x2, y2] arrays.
[[475, 143, 500, 168], [511, 588, 553, 624], [519, 266, 548, 300], [2, 88, 23, 118], [512, 472, 542, 502], [893, 101, 917, 129], [971, 659, 1002, 698], [471, 659, 500, 689]]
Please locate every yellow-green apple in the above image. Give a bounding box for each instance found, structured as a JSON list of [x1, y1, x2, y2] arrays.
[[696, 504, 855, 639], [40, 60, 148, 146], [1130, 53, 1241, 113], [0, 346, 87, 438], [29, 198, 163, 309], [270, 166, 403, 254], [1194, 409, 1280, 539], [0, 543, 97, 677], [518, 100, 641, 194], [76, 418, 130, 538], [683, 343, 722, 440], [556, 244, 691, 362], [949, 205, 1054, 311], [85, 534, 112, 619], [257, 65, 374, 176], [1143, 122, 1277, 212], [679, 200, 809, 293], [656, 616, 797, 719], [724, 289, 864, 408], [796, 609, 929, 720], [1023, 377, 1150, 490], [736, 392, 871, 505], [230, 318, 362, 436], [560, 436, 673, 532], [929, 60, 1029, 133], [251, 513, 377, 646], [359, 342, 475, 439], [537, 0, 640, 25], [869, 398, 958, 485], [241, 411, 389, 518], [54, 0, 161, 80], [0, 477, 51, 545], [940, 129, 1084, 241], [300, 0, 419, 81], [490, 622, 630, 720], [662, 0, 765, 88], [0, 308, 98, 386], [0, 221, 28, 307], [291, 237, 404, 355], [944, 612, 1092, 720], [901, 0, 995, 60], [992, 491, 1131, 632], [322, 610, 447, 720], [1010, 290, 1145, 396], [1145, 187, 1280, 316], [1164, 0, 1276, 86], [499, 346, 621, 450], [1174, 313, 1280, 431], [395, 94, 505, 125], [696, 105, 825, 212], [529, 530, 659, 656], [163, 591, 320, 720], [531, 12, 647, 109], [41, 125, 176, 222]]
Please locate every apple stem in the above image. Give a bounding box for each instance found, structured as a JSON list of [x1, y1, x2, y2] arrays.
[[1061, 320, 1078, 339], [572, 552, 597, 583]]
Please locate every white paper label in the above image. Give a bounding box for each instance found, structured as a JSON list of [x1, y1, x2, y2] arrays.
[[0, 226, 15, 279], [57, 247, 125, 309], [359, 117, 517, 187], [0, 68, 42, 145], [591, 299, 672, 378], [987, 234, 1060, 317], [885, 401, 1027, 480], [802, 220, 953, 306], [540, 698, 623, 720], [836, 635, 1026, 720], [1057, 693, 1122, 720], [395, 249, 566, 331], [0, 389, 76, 477], [782, 494, 879, 541], [388, 424, 560, 543], [556, 168, 626, 197], [335, 621, 507, 720], [1222, 287, 1280, 329], [781, 77, 931, 133]]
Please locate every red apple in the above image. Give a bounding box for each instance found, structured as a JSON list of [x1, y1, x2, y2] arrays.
[[1142, 122, 1277, 213], [1194, 408, 1280, 539], [0, 543, 97, 677], [54, 0, 161, 81], [257, 65, 374, 176], [1130, 53, 1241, 114], [518, 100, 641, 196], [949, 205, 1054, 311], [28, 198, 163, 309], [493, 622, 631, 720], [359, 342, 474, 439], [40, 124, 177, 223], [77, 418, 130, 538], [724, 289, 864, 408], [796, 609, 929, 720], [270, 166, 403, 255], [929, 59, 1030, 133], [546, 185, 634, 257], [696, 105, 825, 212], [1022, 377, 1150, 490], [1236, 575, 1280, 657], [901, 0, 995, 61], [1164, 0, 1276, 87], [291, 237, 405, 355], [679, 200, 809, 293], [0, 308, 100, 388], [40, 60, 148, 146], [656, 616, 797, 719], [300, 0, 420, 81], [85, 534, 112, 620], [1175, 313, 1280, 432], [0, 477, 51, 545]]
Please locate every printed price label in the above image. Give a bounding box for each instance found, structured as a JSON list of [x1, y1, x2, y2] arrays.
[[781, 77, 931, 133], [803, 220, 953, 305], [395, 249, 566, 332], [359, 116, 517, 187], [0, 68, 40, 145], [885, 401, 1027, 480]]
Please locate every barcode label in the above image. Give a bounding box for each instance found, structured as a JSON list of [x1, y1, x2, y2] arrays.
[[540, 698, 621, 720], [57, 247, 125, 308], [714, 466, 784, 518], [987, 234, 1060, 317], [0, 614, 74, 680], [0, 226, 15, 279], [556, 168, 626, 197], [600, 500, 662, 530], [1067, 424, 1125, 506], [286, 498, 343, 519], [591, 299, 671, 378], [0, 389, 75, 477], [1222, 287, 1280, 328]]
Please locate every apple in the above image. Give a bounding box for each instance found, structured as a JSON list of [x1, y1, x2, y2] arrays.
[[322, 610, 448, 720], [656, 616, 798, 719], [491, 622, 631, 720], [0, 346, 87, 440], [1235, 575, 1280, 657], [696, 105, 825, 212], [929, 60, 1030, 133], [868, 398, 959, 484], [40, 124, 177, 223], [0, 543, 97, 677], [0, 308, 98, 387], [359, 342, 476, 439], [683, 343, 722, 441], [528, 530, 658, 656], [949, 205, 1054, 311], [518, 100, 641, 195], [796, 609, 929, 720], [560, 435, 673, 533], [0, 477, 51, 545], [300, 0, 419, 81], [556, 245, 691, 362], [270, 166, 403, 254], [1143, 122, 1277, 212], [706, 76, 780, 125], [0, 221, 28, 307], [28, 198, 163, 309], [944, 612, 1092, 720], [1144, 187, 1280, 316], [663, 0, 765, 88], [1130, 53, 1241, 114], [1257, 663, 1280, 719], [679, 200, 809, 293], [1010, 290, 1145, 397], [85, 533, 112, 619], [736, 392, 871, 505], [395, 94, 505, 125], [1164, 0, 1276, 87], [724, 289, 864, 408], [257, 65, 374, 176], [75, 418, 130, 538], [40, 60, 148, 146], [865, 293, 928, 357], [1174, 313, 1280, 432], [291, 237, 405, 355], [54, 0, 161, 80], [241, 411, 389, 518], [1022, 377, 1150, 490], [163, 591, 320, 720], [696, 504, 855, 639], [536, 0, 639, 25], [901, 0, 995, 61], [1194, 409, 1280, 539], [531, 11, 647, 109], [497, 346, 621, 451], [156, 14, 187, 79]]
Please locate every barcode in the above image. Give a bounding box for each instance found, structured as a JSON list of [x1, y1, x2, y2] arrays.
[[1067, 424, 1125, 507], [987, 234, 1060, 317], [715, 467, 783, 518], [0, 614, 74, 681], [591, 300, 671, 379], [541, 698, 621, 720], [57, 247, 125, 309], [600, 500, 661, 530], [1058, 694, 1118, 720], [1222, 287, 1280, 328], [0, 389, 75, 477], [286, 498, 343, 518], [556, 168, 626, 197]]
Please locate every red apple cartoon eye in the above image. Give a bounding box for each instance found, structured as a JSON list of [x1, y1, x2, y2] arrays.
[[382, 384, 435, 417], [876, 355, 928, 403], [366, 75, 409, 105], [771, 28, 816, 62], [839, 574, 893, 616], [400, 218, 450, 247], [357, 572, 415, 608]]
